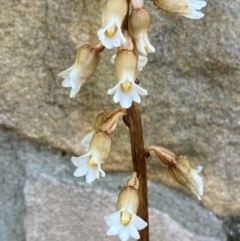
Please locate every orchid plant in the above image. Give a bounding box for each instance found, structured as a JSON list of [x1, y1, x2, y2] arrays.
[[59, 0, 206, 240]]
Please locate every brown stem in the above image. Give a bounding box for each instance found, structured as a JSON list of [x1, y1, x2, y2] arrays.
[[126, 102, 149, 241]]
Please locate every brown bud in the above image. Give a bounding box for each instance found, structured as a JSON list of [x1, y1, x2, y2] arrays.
[[144, 146, 176, 165], [124, 172, 139, 190]]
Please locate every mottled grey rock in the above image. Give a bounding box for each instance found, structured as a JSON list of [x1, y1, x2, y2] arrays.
[[24, 174, 222, 241], [0, 128, 227, 241], [0, 0, 240, 216]]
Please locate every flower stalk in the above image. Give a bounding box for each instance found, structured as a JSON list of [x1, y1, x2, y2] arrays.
[[124, 101, 149, 241]]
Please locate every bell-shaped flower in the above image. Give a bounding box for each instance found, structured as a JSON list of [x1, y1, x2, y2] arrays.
[[111, 54, 148, 72], [71, 131, 112, 183], [108, 50, 147, 108], [128, 7, 155, 56], [105, 210, 147, 241], [105, 175, 147, 241], [97, 0, 128, 49], [152, 0, 207, 19], [58, 44, 99, 98]]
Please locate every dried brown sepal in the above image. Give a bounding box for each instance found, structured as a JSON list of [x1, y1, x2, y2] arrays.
[[93, 108, 126, 135], [144, 146, 176, 165], [91, 39, 105, 53], [101, 108, 127, 135], [168, 155, 191, 186], [124, 172, 139, 190], [118, 30, 134, 51]]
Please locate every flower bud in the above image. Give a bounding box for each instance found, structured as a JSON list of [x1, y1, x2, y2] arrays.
[[168, 155, 203, 200], [145, 146, 203, 199], [128, 7, 155, 56], [152, 0, 207, 19], [97, 0, 128, 49], [59, 44, 99, 98]]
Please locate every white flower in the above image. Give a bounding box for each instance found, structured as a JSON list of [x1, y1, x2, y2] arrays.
[[109, 50, 148, 108], [134, 34, 155, 57], [105, 209, 147, 241], [58, 45, 99, 98], [128, 8, 155, 56], [137, 55, 148, 71], [111, 54, 148, 72], [71, 153, 105, 184], [97, 0, 128, 49], [153, 0, 207, 19], [71, 132, 112, 183], [187, 166, 203, 200], [108, 80, 148, 108]]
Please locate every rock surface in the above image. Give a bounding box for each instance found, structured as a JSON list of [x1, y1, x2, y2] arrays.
[[0, 0, 240, 216], [0, 128, 226, 241], [24, 174, 220, 241]]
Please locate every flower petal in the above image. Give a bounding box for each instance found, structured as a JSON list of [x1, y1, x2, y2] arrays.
[[73, 166, 88, 177], [81, 130, 95, 149], [119, 225, 130, 241], [71, 155, 89, 167], [113, 89, 121, 103], [105, 211, 121, 226], [111, 54, 116, 65], [128, 224, 140, 239], [137, 56, 148, 72], [86, 166, 99, 184], [132, 82, 148, 96], [131, 90, 141, 103], [131, 213, 148, 230], [106, 225, 120, 236], [62, 78, 71, 87], [108, 83, 121, 95], [70, 87, 81, 98], [119, 91, 133, 109]]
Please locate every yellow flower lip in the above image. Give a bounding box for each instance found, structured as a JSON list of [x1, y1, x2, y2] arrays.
[[120, 218, 130, 225], [121, 80, 132, 92], [144, 45, 150, 51], [106, 26, 116, 36], [88, 158, 97, 167], [120, 209, 132, 225]]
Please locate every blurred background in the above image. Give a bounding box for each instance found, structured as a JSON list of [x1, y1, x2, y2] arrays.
[[0, 0, 240, 240]]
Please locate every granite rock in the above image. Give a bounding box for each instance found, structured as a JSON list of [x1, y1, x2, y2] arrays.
[[0, 0, 240, 215], [0, 128, 227, 241]]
